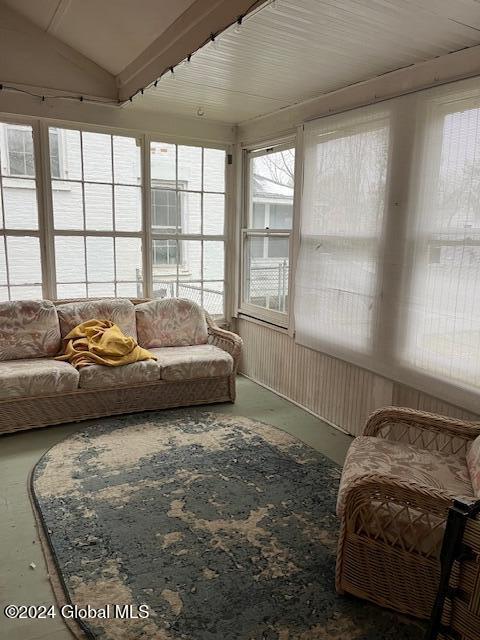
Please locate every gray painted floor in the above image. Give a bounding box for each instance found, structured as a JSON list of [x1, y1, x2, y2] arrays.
[[0, 376, 352, 640]]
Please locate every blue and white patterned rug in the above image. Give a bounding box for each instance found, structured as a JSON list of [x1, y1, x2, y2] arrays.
[[31, 410, 424, 639]]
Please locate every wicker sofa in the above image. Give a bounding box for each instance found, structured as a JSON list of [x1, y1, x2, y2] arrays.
[[336, 407, 480, 620], [0, 297, 242, 435]]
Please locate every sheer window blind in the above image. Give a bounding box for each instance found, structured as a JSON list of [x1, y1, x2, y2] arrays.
[[295, 80, 480, 409], [295, 106, 391, 358], [400, 97, 480, 391]]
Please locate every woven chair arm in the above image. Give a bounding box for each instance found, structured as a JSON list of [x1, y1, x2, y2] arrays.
[[343, 473, 456, 522], [363, 406, 480, 448], [205, 314, 243, 372]]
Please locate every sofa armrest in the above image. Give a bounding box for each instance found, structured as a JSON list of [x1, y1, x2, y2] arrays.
[[205, 315, 242, 373], [363, 407, 480, 455]]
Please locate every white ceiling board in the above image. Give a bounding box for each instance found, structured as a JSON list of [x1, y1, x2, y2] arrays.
[[134, 0, 480, 124], [1, 0, 198, 74]]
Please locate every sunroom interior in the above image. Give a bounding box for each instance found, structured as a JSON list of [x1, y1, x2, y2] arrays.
[[2, 1, 480, 639]]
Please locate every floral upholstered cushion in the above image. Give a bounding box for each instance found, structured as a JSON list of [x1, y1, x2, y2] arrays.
[[135, 298, 208, 348], [337, 435, 473, 517], [0, 300, 61, 361], [151, 344, 233, 381], [466, 436, 480, 497], [56, 299, 137, 340], [0, 358, 79, 399], [78, 359, 160, 390]]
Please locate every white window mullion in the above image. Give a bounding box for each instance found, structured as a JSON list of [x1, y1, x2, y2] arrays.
[[37, 122, 57, 299], [143, 135, 153, 299]]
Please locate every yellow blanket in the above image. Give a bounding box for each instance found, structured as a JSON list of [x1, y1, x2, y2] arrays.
[[55, 319, 156, 369]]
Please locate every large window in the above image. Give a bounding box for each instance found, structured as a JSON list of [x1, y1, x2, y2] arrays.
[[241, 143, 295, 324], [0, 121, 227, 317], [295, 81, 480, 409], [401, 101, 480, 389], [0, 122, 43, 301], [295, 112, 389, 353], [150, 142, 226, 316], [50, 128, 143, 299]]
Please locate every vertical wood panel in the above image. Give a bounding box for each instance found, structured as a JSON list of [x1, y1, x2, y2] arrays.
[[237, 318, 479, 436]]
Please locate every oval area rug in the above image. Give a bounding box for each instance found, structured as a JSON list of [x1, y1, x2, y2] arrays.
[[31, 410, 424, 640]]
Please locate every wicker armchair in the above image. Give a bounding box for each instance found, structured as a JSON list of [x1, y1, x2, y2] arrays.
[[336, 407, 480, 620]]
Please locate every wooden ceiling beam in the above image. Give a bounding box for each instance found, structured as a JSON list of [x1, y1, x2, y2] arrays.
[[116, 0, 266, 102]]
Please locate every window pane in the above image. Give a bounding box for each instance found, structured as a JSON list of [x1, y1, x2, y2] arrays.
[[179, 240, 201, 282], [113, 135, 141, 185], [151, 142, 176, 183], [7, 127, 34, 177], [267, 236, 289, 258], [9, 285, 42, 300], [295, 118, 389, 350], [85, 183, 113, 230], [115, 237, 142, 282], [181, 192, 201, 235], [269, 203, 293, 229], [55, 236, 85, 283], [203, 281, 224, 317], [57, 283, 87, 299], [86, 236, 114, 282], [203, 148, 225, 192], [250, 149, 294, 228], [178, 145, 202, 191], [152, 189, 177, 229], [203, 241, 224, 281], [178, 281, 202, 306], [52, 181, 83, 230], [49, 129, 61, 179], [115, 185, 141, 231], [3, 181, 38, 229], [403, 106, 480, 387], [203, 193, 224, 235], [56, 128, 82, 180], [117, 281, 142, 298], [82, 132, 112, 183], [245, 236, 289, 313], [6, 236, 42, 286], [88, 282, 115, 297], [252, 203, 266, 229]]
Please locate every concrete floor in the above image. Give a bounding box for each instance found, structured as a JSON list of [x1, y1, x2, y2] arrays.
[[0, 376, 352, 640]]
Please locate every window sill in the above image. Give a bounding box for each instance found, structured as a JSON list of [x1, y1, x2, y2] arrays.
[[1, 177, 36, 189], [237, 308, 289, 334]]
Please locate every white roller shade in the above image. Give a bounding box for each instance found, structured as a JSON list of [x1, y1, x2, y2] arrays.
[[295, 79, 480, 412]]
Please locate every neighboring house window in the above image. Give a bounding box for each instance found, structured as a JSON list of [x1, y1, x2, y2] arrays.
[[5, 126, 62, 179], [49, 128, 62, 179], [241, 143, 295, 324], [6, 126, 34, 177], [152, 187, 181, 266]]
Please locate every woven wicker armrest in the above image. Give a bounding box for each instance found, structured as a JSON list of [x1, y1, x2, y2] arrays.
[[363, 407, 480, 454], [205, 314, 243, 371], [343, 473, 456, 521]]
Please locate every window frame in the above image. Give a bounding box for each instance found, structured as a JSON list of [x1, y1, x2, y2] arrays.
[[239, 138, 297, 328], [0, 117, 45, 301], [45, 125, 145, 300], [148, 139, 228, 318]]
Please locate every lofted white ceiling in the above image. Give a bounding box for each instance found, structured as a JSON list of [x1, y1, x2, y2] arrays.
[[1, 0, 198, 75], [131, 0, 480, 124]]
